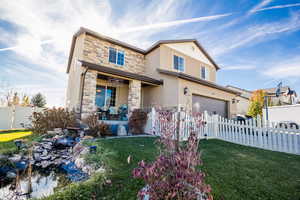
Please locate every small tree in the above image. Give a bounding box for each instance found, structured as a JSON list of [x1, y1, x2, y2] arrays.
[[247, 90, 265, 117], [31, 93, 46, 107], [133, 111, 212, 200], [22, 95, 30, 107]]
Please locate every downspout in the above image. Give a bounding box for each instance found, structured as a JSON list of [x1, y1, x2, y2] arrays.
[[79, 67, 89, 119]]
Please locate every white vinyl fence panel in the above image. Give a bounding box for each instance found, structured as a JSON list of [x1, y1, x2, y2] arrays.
[[0, 107, 14, 129], [0, 106, 43, 130], [150, 109, 300, 155]]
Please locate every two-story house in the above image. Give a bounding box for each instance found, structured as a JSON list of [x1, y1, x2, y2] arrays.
[[66, 27, 240, 119]]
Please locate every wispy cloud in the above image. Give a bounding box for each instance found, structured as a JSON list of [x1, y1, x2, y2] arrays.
[[0, 40, 53, 52], [221, 65, 257, 71], [0, 0, 299, 105], [118, 13, 232, 33], [249, 0, 273, 13], [263, 57, 300, 78], [0, 0, 199, 105], [211, 12, 300, 56], [255, 3, 300, 12]]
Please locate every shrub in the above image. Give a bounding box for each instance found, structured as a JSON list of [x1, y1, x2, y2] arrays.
[[31, 108, 76, 134], [133, 110, 213, 200], [99, 122, 111, 137], [31, 92, 47, 107], [43, 172, 106, 200], [83, 113, 111, 137], [128, 109, 148, 134]]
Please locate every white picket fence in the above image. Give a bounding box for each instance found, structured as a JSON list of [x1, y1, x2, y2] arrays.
[[151, 109, 300, 155]]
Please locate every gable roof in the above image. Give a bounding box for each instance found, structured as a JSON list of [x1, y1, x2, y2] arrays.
[[145, 39, 220, 70], [67, 27, 220, 73], [158, 69, 240, 95], [261, 86, 290, 94], [226, 85, 252, 99]]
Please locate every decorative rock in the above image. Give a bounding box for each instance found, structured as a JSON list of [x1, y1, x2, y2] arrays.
[[82, 136, 94, 140], [6, 171, 17, 179], [54, 128, 63, 134], [74, 157, 85, 169], [33, 153, 41, 161], [95, 167, 105, 174], [46, 131, 56, 136], [41, 161, 51, 168], [40, 155, 51, 160], [8, 154, 22, 163]]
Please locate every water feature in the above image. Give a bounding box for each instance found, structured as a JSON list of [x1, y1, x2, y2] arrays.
[[0, 127, 100, 199], [0, 170, 70, 199]]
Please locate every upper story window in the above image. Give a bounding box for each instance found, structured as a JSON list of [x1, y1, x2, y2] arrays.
[[201, 66, 209, 80], [109, 47, 125, 66], [173, 55, 184, 72]]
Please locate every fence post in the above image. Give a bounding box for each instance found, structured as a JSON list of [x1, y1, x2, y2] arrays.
[[213, 115, 219, 138], [151, 107, 156, 135], [257, 115, 263, 148], [175, 107, 181, 151]]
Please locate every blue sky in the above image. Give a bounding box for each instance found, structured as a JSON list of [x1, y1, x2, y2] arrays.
[[0, 0, 299, 106]]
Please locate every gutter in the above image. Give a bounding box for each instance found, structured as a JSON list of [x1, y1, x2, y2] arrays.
[[79, 67, 89, 119]]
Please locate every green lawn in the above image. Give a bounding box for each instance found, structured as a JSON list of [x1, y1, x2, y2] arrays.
[[0, 133, 42, 155], [46, 137, 300, 200]]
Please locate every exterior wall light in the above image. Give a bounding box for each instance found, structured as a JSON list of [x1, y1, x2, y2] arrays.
[[184, 87, 189, 95]]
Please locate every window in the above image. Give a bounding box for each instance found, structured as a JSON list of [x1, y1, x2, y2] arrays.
[[201, 66, 206, 79], [201, 66, 209, 80], [109, 47, 124, 66], [95, 85, 116, 107], [109, 48, 117, 64], [173, 55, 184, 72], [106, 87, 116, 106], [117, 51, 124, 65]]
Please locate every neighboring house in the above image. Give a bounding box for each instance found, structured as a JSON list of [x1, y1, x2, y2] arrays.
[[226, 85, 251, 116], [66, 27, 240, 119], [261, 86, 295, 105]]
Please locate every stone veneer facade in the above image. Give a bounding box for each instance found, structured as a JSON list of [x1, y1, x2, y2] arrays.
[[83, 34, 146, 75], [128, 80, 142, 112], [81, 70, 97, 119], [80, 34, 145, 118]]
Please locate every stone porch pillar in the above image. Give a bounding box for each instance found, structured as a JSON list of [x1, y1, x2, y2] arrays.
[[81, 70, 97, 119], [128, 80, 141, 113]]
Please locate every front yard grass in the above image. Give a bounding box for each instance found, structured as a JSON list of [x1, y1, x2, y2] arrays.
[[0, 132, 42, 155], [81, 137, 300, 200]]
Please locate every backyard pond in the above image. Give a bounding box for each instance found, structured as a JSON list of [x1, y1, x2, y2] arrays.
[[0, 130, 99, 199], [0, 169, 70, 199]]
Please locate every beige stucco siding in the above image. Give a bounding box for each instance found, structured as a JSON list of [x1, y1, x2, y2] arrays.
[[66, 33, 85, 110], [236, 96, 250, 115], [178, 79, 237, 117], [159, 44, 216, 82], [164, 42, 212, 66], [83, 34, 146, 75], [142, 75, 179, 108], [145, 47, 161, 78]]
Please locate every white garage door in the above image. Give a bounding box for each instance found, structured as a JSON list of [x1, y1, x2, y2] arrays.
[[192, 95, 228, 117]]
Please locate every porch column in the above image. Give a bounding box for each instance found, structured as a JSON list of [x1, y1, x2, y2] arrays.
[[128, 80, 141, 113], [81, 70, 97, 119]]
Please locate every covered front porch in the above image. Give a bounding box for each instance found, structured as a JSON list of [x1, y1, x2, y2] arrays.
[[95, 73, 142, 121], [80, 61, 163, 121]]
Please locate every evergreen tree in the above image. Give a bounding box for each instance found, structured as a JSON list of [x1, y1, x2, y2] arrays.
[[31, 93, 46, 107]]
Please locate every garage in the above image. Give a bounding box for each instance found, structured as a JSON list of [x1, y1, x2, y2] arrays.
[[192, 95, 228, 117]]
